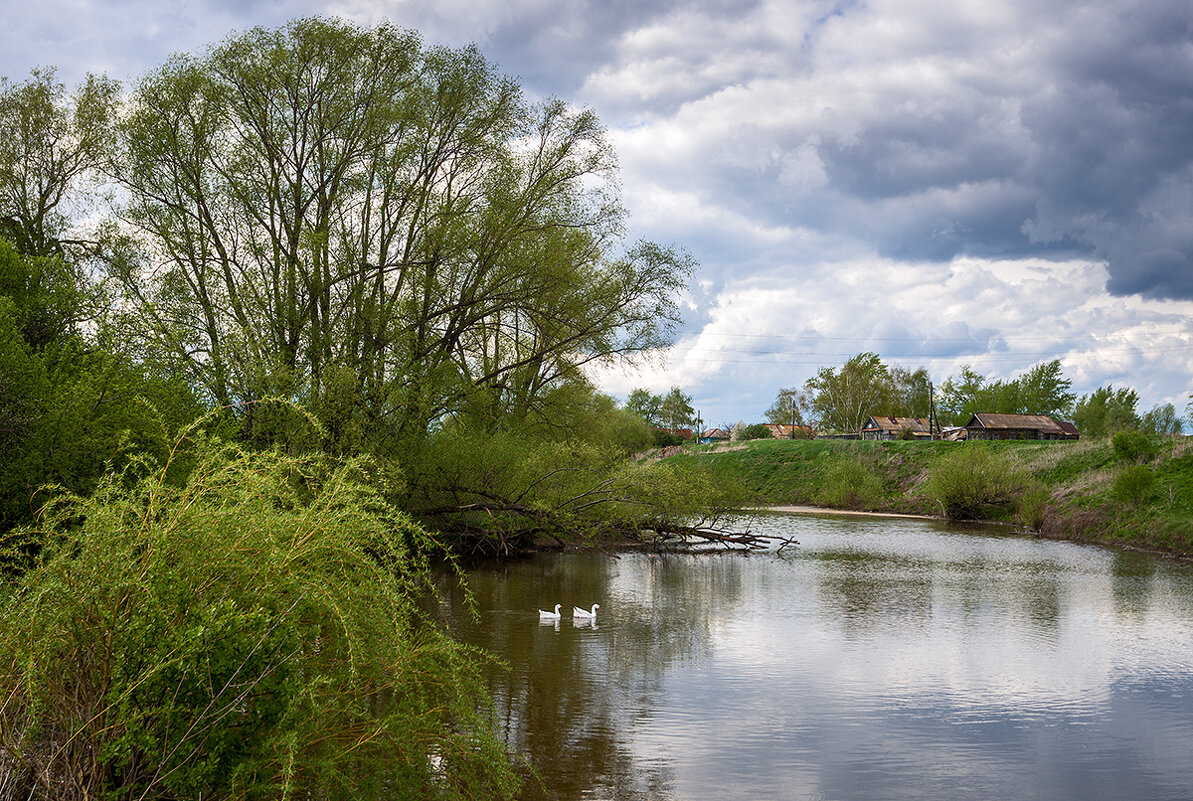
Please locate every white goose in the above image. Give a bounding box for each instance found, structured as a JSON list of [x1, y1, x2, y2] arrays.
[[572, 603, 600, 619], [538, 603, 562, 620]]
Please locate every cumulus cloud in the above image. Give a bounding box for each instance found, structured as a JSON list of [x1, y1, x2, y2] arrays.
[[3, 0, 1192, 423], [589, 254, 1193, 423], [582, 0, 1193, 301]]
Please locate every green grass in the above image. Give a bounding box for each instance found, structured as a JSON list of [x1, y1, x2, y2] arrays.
[[664, 436, 1193, 557]]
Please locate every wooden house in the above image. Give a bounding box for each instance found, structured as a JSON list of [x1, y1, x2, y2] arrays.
[[860, 416, 933, 441], [962, 413, 1079, 441], [699, 428, 731, 444], [764, 423, 815, 440]]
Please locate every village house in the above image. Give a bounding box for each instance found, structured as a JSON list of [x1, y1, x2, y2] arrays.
[[860, 416, 933, 441], [699, 427, 731, 444], [764, 423, 815, 439], [962, 413, 1080, 441]]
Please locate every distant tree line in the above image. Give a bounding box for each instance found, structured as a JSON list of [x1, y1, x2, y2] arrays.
[[762, 352, 1186, 438]]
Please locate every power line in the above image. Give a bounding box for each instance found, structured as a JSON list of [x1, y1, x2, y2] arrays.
[[673, 329, 1193, 345]]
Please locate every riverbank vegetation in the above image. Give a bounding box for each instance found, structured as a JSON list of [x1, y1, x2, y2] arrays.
[[0, 17, 702, 799], [3, 14, 1191, 798], [663, 436, 1193, 556], [0, 436, 520, 800]]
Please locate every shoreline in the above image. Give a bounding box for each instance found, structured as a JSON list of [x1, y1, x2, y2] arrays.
[[752, 505, 941, 521]]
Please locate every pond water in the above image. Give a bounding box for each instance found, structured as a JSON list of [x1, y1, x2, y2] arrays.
[[437, 514, 1193, 801]]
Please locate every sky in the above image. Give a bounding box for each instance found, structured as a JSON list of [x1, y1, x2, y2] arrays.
[[4, 0, 1193, 428]]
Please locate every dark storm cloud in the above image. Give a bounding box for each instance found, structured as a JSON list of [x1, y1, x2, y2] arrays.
[[594, 0, 1193, 300], [834, 1, 1193, 298], [1018, 4, 1193, 299]]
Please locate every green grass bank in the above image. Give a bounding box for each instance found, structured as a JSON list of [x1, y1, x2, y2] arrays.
[[661, 436, 1193, 557]]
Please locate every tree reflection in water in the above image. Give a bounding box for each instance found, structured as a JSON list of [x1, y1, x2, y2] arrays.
[[434, 516, 1193, 801]]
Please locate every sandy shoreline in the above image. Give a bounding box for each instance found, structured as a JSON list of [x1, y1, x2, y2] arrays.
[[753, 505, 939, 521]]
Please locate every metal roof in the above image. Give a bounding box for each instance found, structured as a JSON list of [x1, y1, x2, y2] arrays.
[[863, 416, 931, 433], [966, 413, 1067, 433]]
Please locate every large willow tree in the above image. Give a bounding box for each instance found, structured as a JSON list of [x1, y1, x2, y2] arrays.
[[111, 17, 688, 449]]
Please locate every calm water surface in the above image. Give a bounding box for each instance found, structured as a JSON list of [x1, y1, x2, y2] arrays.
[[438, 514, 1193, 801]]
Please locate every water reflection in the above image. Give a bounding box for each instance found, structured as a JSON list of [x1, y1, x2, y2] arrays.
[[439, 514, 1193, 801]]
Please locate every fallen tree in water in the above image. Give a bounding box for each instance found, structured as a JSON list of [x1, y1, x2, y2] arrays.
[[404, 430, 794, 555]]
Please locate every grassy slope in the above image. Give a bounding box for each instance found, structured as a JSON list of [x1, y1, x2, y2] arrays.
[[663, 437, 1193, 557]]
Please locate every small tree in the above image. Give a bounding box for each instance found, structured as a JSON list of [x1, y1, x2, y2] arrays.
[[804, 352, 891, 434], [741, 422, 772, 440], [764, 387, 811, 428], [816, 458, 883, 510], [1112, 430, 1158, 463], [1113, 464, 1156, 506], [660, 386, 694, 434], [625, 388, 663, 427], [1074, 386, 1140, 438], [1140, 403, 1183, 436], [922, 445, 1043, 522]]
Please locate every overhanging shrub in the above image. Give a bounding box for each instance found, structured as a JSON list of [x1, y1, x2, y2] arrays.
[[0, 439, 518, 801]]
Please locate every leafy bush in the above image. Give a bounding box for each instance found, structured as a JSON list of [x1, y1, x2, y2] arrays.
[[652, 429, 686, 447], [0, 440, 518, 801], [1112, 429, 1158, 463], [740, 423, 773, 441], [1113, 464, 1156, 505], [815, 458, 884, 510], [922, 445, 1043, 522]]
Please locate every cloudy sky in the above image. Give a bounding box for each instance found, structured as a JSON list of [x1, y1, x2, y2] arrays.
[[4, 0, 1192, 427]]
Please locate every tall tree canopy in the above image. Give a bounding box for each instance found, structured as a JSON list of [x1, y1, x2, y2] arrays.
[[804, 352, 892, 434], [1074, 385, 1140, 438], [937, 359, 1074, 425], [0, 68, 120, 258], [110, 18, 688, 449]]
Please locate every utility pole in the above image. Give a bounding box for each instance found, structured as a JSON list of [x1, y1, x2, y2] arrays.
[[928, 381, 935, 440], [790, 394, 797, 439]]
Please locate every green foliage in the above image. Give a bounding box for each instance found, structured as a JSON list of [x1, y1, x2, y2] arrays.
[[0, 238, 93, 351], [922, 445, 1043, 522], [406, 426, 622, 550], [798, 356, 937, 431], [1113, 464, 1156, 506], [1074, 385, 1139, 438], [113, 17, 688, 448], [610, 456, 750, 535], [0, 270, 205, 530], [0, 440, 518, 801], [625, 388, 663, 427], [660, 386, 695, 432], [0, 69, 121, 258], [805, 352, 891, 433], [888, 365, 933, 418], [937, 360, 1074, 425], [652, 429, 686, 447], [1140, 403, 1183, 436], [1112, 429, 1158, 463], [740, 423, 773, 441], [509, 381, 653, 456], [764, 386, 811, 427], [815, 458, 884, 510]]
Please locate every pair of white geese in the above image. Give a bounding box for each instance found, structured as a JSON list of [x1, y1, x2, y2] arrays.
[[539, 603, 599, 621]]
